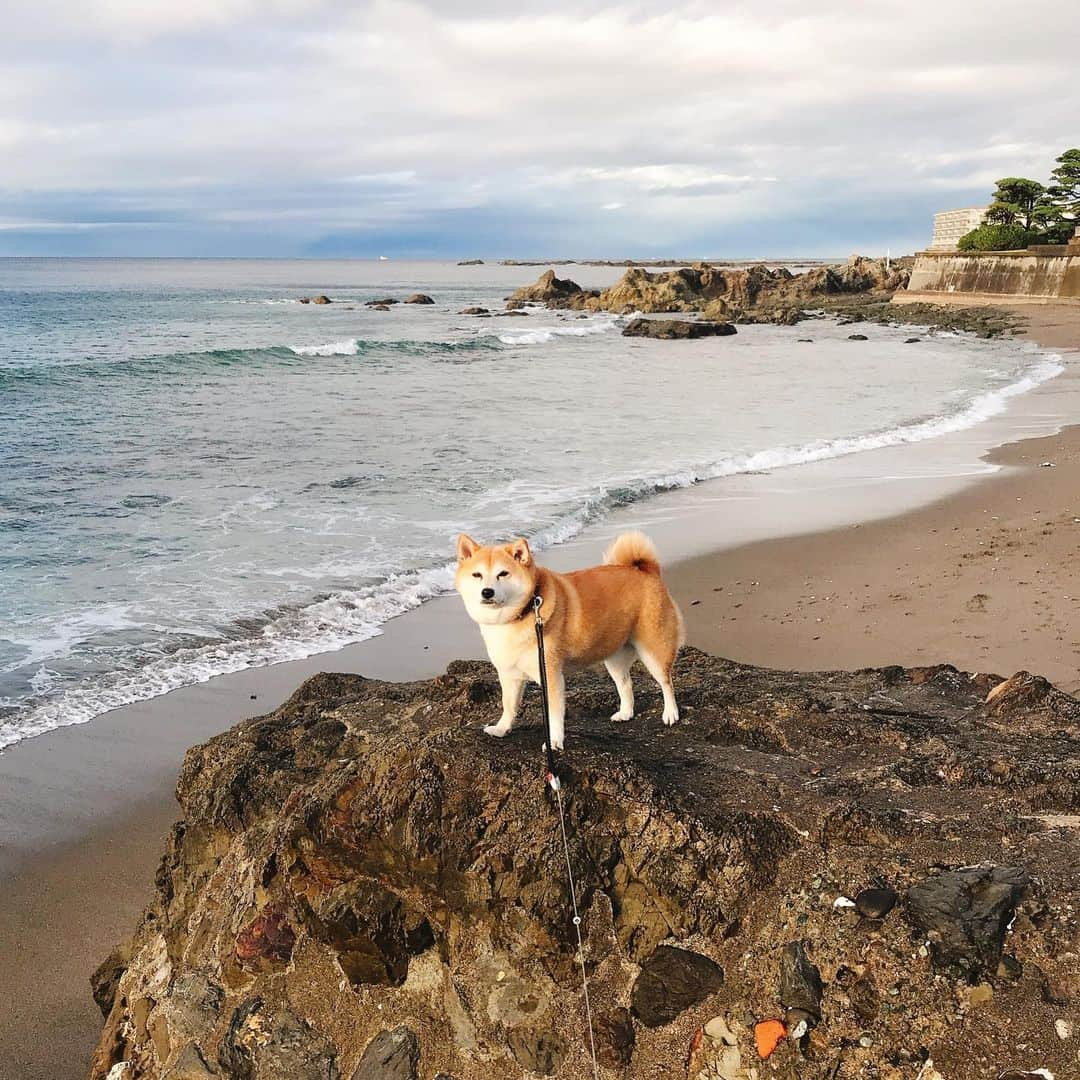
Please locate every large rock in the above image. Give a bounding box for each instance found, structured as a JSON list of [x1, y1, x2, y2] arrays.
[[218, 998, 339, 1080], [621, 317, 737, 339], [905, 865, 1030, 977], [403, 294, 434, 305], [91, 653, 1080, 1079], [508, 256, 911, 324], [507, 269, 583, 305], [630, 945, 724, 1027]]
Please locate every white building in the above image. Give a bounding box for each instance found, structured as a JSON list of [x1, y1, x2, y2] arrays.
[[929, 207, 988, 251]]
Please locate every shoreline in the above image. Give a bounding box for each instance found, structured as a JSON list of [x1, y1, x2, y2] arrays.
[[1, 304, 1079, 1078]]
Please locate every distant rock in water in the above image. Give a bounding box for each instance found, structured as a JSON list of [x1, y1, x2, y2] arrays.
[[90, 650, 1080, 1078], [457, 259, 484, 265], [371, 304, 391, 311], [621, 317, 737, 339], [365, 297, 399, 306], [299, 295, 333, 305], [507, 269, 585, 305], [404, 293, 435, 305], [458, 306, 490, 315]]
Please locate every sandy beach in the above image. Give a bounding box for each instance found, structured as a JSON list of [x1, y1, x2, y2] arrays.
[[1, 304, 1078, 1079]]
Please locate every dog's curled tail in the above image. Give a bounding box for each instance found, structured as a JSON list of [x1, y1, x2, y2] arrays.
[[604, 531, 662, 574]]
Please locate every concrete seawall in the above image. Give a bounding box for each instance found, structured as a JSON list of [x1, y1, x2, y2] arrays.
[[904, 245, 1080, 304]]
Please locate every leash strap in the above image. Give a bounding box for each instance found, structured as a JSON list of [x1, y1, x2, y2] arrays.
[[532, 593, 561, 791], [531, 594, 600, 1078]]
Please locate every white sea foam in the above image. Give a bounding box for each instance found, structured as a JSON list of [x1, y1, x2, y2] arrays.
[[487, 315, 622, 346], [0, 344, 1065, 751], [291, 339, 361, 357], [0, 563, 456, 751]]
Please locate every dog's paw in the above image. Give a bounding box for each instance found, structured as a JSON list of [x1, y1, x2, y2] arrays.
[[662, 706, 680, 727], [484, 722, 513, 738], [542, 740, 565, 753], [610, 709, 634, 723]]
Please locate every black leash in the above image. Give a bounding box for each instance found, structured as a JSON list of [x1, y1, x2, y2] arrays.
[[532, 593, 561, 791], [531, 592, 599, 1077]]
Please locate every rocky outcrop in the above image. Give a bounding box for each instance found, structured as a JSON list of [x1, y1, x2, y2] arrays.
[[506, 269, 585, 305], [457, 306, 489, 316], [299, 295, 333, 305], [508, 257, 911, 325], [621, 318, 737, 339], [92, 651, 1080, 1079], [404, 294, 435, 305]]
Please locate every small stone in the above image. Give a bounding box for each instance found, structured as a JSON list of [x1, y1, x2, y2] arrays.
[[596, 1008, 635, 1069], [779, 941, 823, 1023], [716, 1044, 742, 1080], [704, 1016, 737, 1045], [506, 1028, 568, 1076], [855, 887, 898, 920], [847, 333, 869, 340], [969, 982, 994, 1006], [858, 1034, 873, 1048], [1057, 1018, 1073, 1040], [997, 955, 1023, 981]]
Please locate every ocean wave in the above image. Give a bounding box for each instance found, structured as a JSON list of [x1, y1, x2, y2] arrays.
[[0, 347, 1064, 751], [0, 563, 455, 751], [483, 316, 623, 347], [0, 337, 502, 385]]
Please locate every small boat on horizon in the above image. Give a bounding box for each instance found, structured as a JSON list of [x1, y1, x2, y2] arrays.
[[378, 255, 389, 261]]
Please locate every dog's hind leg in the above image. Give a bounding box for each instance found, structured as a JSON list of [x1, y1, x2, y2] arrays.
[[485, 669, 525, 738], [634, 635, 680, 727], [604, 645, 636, 722]]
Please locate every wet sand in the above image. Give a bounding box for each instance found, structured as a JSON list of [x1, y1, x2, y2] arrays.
[[0, 304, 1077, 1079]]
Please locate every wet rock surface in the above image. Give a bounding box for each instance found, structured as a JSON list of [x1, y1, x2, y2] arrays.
[[92, 649, 1080, 1078], [621, 318, 737, 339]]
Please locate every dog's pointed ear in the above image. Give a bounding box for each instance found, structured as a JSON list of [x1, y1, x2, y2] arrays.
[[457, 533, 479, 562], [508, 537, 532, 565]]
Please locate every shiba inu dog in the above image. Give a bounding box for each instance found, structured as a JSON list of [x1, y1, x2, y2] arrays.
[[454, 531, 684, 750]]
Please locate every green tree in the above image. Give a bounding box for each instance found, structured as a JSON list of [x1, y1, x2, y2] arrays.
[[984, 177, 1046, 229], [1045, 148, 1080, 220], [957, 223, 1039, 251]]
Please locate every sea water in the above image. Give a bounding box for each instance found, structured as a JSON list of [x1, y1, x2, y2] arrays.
[[0, 258, 1064, 748]]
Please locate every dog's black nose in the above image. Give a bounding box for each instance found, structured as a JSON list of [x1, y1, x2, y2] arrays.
[[481, 587, 495, 600]]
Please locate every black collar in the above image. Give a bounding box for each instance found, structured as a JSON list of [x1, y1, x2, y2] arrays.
[[517, 590, 541, 621]]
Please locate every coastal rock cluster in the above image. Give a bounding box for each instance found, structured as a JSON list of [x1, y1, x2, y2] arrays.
[[91, 650, 1080, 1079], [506, 256, 911, 326]]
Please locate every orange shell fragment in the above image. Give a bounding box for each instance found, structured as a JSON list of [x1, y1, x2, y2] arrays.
[[755, 1018, 787, 1058]]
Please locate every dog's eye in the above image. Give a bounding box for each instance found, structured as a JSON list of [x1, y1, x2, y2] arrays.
[[497, 570, 509, 579], [471, 572, 482, 579]]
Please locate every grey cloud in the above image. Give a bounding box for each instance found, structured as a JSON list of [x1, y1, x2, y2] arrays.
[[0, 0, 1076, 255]]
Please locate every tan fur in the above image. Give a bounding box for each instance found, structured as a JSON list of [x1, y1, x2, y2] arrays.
[[454, 531, 684, 749]]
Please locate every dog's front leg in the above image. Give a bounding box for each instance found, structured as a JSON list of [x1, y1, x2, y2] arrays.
[[484, 668, 525, 738], [544, 659, 567, 751]]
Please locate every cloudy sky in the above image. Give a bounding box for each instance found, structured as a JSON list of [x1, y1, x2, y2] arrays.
[[1, 0, 1076, 258]]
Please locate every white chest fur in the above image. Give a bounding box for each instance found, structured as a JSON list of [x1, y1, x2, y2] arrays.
[[479, 620, 540, 681]]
